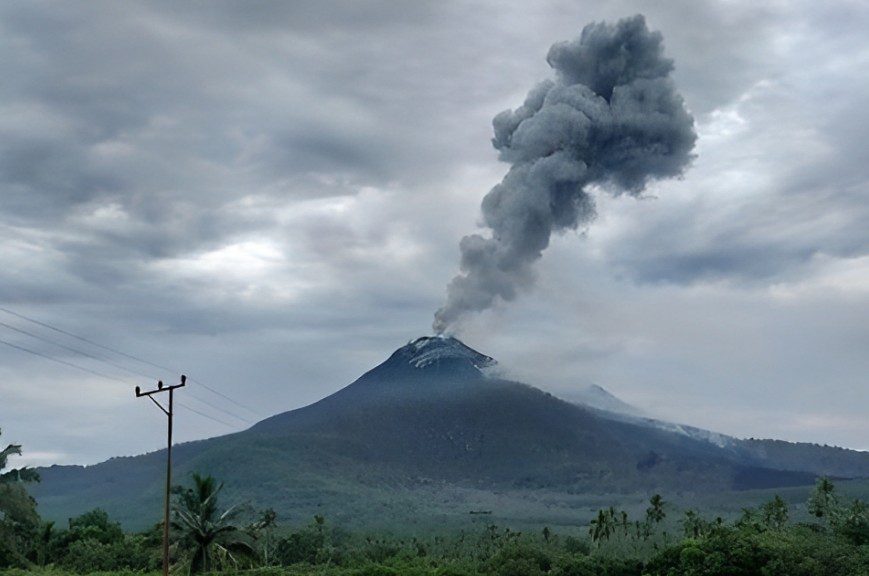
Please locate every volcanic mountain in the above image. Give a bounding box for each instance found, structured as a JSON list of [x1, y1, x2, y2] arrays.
[[30, 336, 869, 530]]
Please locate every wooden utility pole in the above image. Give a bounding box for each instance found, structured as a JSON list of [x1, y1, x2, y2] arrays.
[[136, 375, 186, 576]]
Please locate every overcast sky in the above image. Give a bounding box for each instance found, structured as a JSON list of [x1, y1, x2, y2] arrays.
[[2, 0, 868, 469]]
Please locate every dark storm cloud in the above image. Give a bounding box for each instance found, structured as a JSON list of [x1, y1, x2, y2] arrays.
[[434, 15, 696, 332], [0, 0, 475, 323], [1, 0, 869, 466]]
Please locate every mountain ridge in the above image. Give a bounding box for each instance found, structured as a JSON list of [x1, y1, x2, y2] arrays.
[[28, 335, 869, 529]]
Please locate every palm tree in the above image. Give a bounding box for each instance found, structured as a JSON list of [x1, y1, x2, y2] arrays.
[[646, 494, 666, 524], [0, 428, 41, 567], [171, 473, 254, 573], [248, 508, 277, 565], [0, 429, 40, 483], [619, 510, 630, 538], [589, 507, 615, 546], [641, 494, 666, 541]]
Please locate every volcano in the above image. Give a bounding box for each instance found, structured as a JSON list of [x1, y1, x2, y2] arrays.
[[30, 336, 869, 529]]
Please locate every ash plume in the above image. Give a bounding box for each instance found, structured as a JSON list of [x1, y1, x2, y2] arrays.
[[434, 15, 696, 333]]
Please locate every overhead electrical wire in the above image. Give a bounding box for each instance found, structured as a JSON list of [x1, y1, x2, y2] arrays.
[[185, 376, 259, 417], [0, 318, 254, 425], [0, 334, 239, 429], [0, 306, 262, 418], [0, 336, 129, 384], [0, 319, 156, 381], [176, 391, 253, 424], [175, 401, 235, 428], [0, 306, 177, 372]]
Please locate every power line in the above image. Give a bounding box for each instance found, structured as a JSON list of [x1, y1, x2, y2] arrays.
[[1, 319, 253, 424], [0, 320, 156, 381], [0, 306, 176, 373], [176, 401, 235, 428], [0, 306, 262, 418], [0, 336, 130, 385], [0, 336, 238, 430], [182, 392, 253, 425], [0, 317, 253, 425], [186, 377, 259, 417]]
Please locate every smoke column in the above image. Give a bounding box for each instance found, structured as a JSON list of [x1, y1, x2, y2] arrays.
[[434, 15, 696, 333]]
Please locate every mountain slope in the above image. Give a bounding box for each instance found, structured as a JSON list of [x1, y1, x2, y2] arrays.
[[562, 384, 646, 417], [29, 336, 865, 530]]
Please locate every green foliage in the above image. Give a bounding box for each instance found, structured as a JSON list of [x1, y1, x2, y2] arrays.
[[807, 476, 838, 520], [247, 509, 278, 565], [589, 507, 617, 545], [66, 509, 123, 545], [552, 556, 598, 576], [561, 535, 589, 555], [0, 484, 40, 568], [274, 522, 325, 565], [682, 511, 720, 540], [0, 429, 41, 568], [352, 566, 400, 576], [760, 494, 788, 530], [645, 494, 666, 525], [832, 498, 869, 545], [171, 473, 255, 574], [485, 544, 551, 576], [644, 524, 867, 576], [5, 468, 868, 576], [61, 539, 123, 573], [45, 509, 159, 573]]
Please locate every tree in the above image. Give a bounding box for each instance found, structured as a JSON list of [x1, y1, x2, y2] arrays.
[[646, 494, 666, 524], [0, 428, 41, 567], [589, 507, 616, 545], [834, 498, 868, 545], [0, 429, 40, 484], [807, 477, 838, 522], [171, 473, 254, 573], [682, 510, 708, 539], [248, 508, 277, 565], [761, 495, 789, 530], [641, 494, 666, 540], [66, 508, 124, 544], [35, 521, 54, 566]]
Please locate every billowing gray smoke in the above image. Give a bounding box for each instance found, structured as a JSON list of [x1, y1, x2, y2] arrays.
[[433, 15, 696, 333]]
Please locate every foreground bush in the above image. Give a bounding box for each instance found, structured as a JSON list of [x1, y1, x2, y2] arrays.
[[644, 525, 868, 576]]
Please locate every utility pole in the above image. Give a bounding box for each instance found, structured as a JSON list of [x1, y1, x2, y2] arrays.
[[136, 375, 186, 576]]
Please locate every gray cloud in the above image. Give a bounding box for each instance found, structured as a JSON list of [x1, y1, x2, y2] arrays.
[[0, 1, 868, 466], [599, 6, 869, 286], [434, 15, 696, 332]]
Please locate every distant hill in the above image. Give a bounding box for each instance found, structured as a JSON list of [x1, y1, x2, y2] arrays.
[[559, 383, 646, 417], [733, 438, 869, 478], [569, 390, 869, 479], [29, 336, 869, 530]]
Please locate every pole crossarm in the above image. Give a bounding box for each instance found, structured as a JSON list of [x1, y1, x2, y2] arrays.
[[135, 374, 186, 576], [135, 380, 186, 398]]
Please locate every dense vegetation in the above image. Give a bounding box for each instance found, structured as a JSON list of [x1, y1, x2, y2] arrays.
[[4, 425, 868, 575], [2, 434, 866, 576]]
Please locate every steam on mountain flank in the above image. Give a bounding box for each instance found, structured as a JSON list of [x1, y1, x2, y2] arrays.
[[434, 15, 697, 333]]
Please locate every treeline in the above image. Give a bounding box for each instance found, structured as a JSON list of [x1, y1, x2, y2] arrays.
[[1, 431, 868, 575]]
